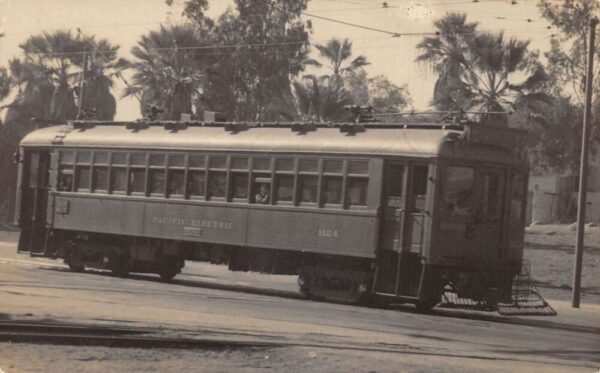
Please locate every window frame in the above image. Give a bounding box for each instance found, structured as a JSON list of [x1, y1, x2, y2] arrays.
[[91, 151, 109, 193], [57, 150, 74, 192], [167, 154, 186, 199], [109, 152, 128, 195], [187, 154, 206, 200], [127, 152, 147, 196], [147, 153, 166, 198], [74, 150, 92, 192], [207, 155, 228, 201]]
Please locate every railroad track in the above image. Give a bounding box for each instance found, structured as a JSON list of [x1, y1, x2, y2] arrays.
[[1, 320, 596, 370], [0, 321, 278, 349]]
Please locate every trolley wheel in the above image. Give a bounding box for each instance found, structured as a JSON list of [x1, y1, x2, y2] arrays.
[[111, 257, 130, 278], [298, 270, 320, 301], [68, 263, 85, 272], [414, 297, 440, 313], [159, 267, 179, 282]]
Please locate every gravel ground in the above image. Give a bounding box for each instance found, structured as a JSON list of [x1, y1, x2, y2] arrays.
[[524, 224, 600, 304], [0, 343, 584, 373]]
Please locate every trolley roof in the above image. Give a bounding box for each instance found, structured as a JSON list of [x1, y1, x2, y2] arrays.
[[19, 121, 524, 161]]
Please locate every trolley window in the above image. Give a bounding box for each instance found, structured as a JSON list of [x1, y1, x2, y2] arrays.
[[75, 166, 91, 191], [323, 159, 343, 174], [149, 169, 166, 195], [130, 153, 146, 166], [443, 166, 475, 214], [77, 151, 91, 164], [299, 159, 318, 172], [510, 174, 526, 229], [322, 176, 342, 205], [75, 151, 91, 192], [59, 151, 74, 165], [347, 177, 368, 207], [275, 174, 294, 203], [299, 175, 318, 204], [94, 152, 108, 165], [231, 157, 249, 170], [252, 175, 271, 204], [348, 160, 368, 175], [111, 168, 127, 193], [188, 170, 206, 198], [149, 154, 165, 167], [169, 154, 185, 167], [189, 155, 205, 168], [412, 165, 429, 211], [252, 157, 271, 171], [209, 156, 227, 169], [207, 172, 226, 199], [57, 166, 73, 192], [483, 172, 503, 218], [111, 153, 127, 166], [167, 169, 185, 197], [93, 167, 108, 192], [129, 168, 146, 194], [276, 158, 294, 171], [58, 151, 74, 192], [231, 173, 249, 200]]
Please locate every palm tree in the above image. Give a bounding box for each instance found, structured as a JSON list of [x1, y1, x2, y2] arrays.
[[77, 39, 128, 120], [125, 24, 209, 120], [313, 38, 369, 79], [18, 30, 125, 121], [0, 32, 124, 226], [292, 75, 352, 121], [416, 12, 478, 111], [417, 14, 551, 124], [457, 31, 551, 125]]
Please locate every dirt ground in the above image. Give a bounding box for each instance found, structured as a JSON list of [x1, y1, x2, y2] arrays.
[[524, 224, 600, 303], [0, 343, 585, 373]]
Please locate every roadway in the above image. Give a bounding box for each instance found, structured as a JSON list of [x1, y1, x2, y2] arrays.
[[0, 232, 599, 372]]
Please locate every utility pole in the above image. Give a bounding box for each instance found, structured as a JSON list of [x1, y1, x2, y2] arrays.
[[572, 17, 598, 308]]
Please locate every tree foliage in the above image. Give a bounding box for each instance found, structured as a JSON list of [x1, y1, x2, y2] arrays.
[[0, 31, 125, 225], [125, 24, 210, 120], [345, 69, 411, 114], [313, 38, 369, 77], [415, 12, 477, 111], [205, 0, 312, 121], [538, 0, 600, 104], [416, 13, 551, 126]]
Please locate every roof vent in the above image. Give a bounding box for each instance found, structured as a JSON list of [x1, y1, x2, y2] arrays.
[[339, 123, 365, 134], [224, 122, 248, 132], [290, 122, 317, 134]]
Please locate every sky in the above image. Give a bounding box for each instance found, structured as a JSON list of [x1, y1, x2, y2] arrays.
[[0, 0, 555, 120]]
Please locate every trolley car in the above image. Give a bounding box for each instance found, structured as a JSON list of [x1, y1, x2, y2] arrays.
[[15, 119, 528, 310]]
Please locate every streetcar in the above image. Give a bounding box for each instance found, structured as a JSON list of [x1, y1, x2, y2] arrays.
[[15, 118, 529, 310]]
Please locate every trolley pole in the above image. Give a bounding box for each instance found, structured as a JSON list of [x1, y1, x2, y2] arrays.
[[77, 52, 87, 119], [572, 17, 598, 308]]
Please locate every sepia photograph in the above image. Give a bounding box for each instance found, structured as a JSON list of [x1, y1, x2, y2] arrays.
[[0, 0, 599, 371]]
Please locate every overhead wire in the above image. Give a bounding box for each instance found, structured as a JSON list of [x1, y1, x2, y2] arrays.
[[6, 0, 558, 59]]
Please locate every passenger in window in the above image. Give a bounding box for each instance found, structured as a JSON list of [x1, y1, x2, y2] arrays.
[[58, 176, 72, 192], [255, 184, 270, 204]]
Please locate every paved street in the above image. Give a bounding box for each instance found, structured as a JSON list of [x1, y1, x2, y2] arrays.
[[0, 232, 599, 372]]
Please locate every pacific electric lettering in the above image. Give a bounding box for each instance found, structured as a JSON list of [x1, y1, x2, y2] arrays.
[[152, 216, 233, 230]]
